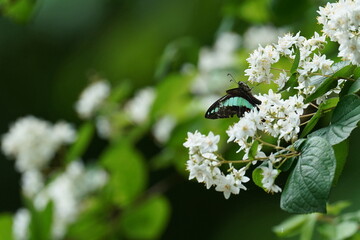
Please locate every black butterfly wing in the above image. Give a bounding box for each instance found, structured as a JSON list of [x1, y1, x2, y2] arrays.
[[226, 87, 262, 106], [205, 86, 262, 119], [205, 94, 239, 119]]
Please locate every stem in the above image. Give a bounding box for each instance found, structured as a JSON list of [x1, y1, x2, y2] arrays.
[[300, 112, 316, 118], [310, 72, 332, 78], [271, 67, 290, 72], [276, 153, 301, 168], [300, 120, 310, 126], [219, 152, 300, 165], [214, 153, 226, 161], [322, 108, 335, 114], [310, 102, 318, 109], [256, 137, 286, 150], [220, 157, 268, 164]]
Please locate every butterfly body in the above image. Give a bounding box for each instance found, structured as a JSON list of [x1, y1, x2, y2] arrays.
[[205, 82, 261, 119]]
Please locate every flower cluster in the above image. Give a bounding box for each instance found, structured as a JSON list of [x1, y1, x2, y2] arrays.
[[184, 32, 331, 199], [227, 90, 307, 152], [152, 115, 176, 143], [192, 32, 241, 94], [184, 131, 250, 199], [184, 88, 306, 197], [13, 209, 30, 240], [1, 116, 76, 172], [317, 0, 360, 66], [260, 155, 282, 193], [245, 32, 335, 97], [243, 25, 287, 50], [34, 161, 107, 239], [124, 87, 156, 124], [14, 161, 107, 240], [75, 80, 111, 119], [1, 116, 108, 240]]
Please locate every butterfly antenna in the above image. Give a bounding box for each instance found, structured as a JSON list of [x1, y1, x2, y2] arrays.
[[227, 73, 236, 84], [251, 82, 261, 90]]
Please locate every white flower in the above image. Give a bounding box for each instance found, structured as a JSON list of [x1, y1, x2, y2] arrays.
[[260, 161, 282, 193], [21, 170, 44, 198], [226, 88, 307, 148], [215, 174, 240, 199], [184, 131, 253, 199], [186, 152, 220, 189], [317, 0, 360, 65], [243, 25, 287, 50], [245, 44, 280, 84], [303, 54, 334, 74], [188, 162, 211, 183], [183, 131, 220, 154], [152, 115, 176, 143], [232, 167, 250, 187], [1, 116, 76, 172], [200, 131, 220, 153], [124, 87, 156, 124], [276, 32, 301, 56], [199, 32, 241, 72], [183, 131, 204, 153], [192, 32, 241, 94], [13, 208, 30, 240], [52, 122, 77, 144], [274, 71, 289, 90], [95, 116, 112, 139], [33, 161, 107, 239], [75, 81, 110, 119], [227, 117, 257, 144]]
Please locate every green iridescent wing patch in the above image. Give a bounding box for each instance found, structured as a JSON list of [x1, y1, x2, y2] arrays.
[[205, 82, 261, 119]]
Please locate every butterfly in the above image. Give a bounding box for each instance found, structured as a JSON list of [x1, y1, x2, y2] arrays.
[[205, 81, 261, 119]]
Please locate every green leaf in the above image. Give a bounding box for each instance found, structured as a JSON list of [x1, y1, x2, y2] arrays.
[[273, 215, 308, 237], [309, 94, 360, 145], [332, 140, 349, 186], [327, 201, 351, 215], [65, 122, 94, 164], [252, 161, 281, 191], [335, 221, 358, 240], [352, 66, 360, 79], [339, 79, 354, 98], [280, 136, 336, 213], [348, 77, 360, 95], [252, 165, 264, 189], [320, 97, 340, 111], [349, 232, 360, 240], [279, 73, 298, 92], [108, 80, 132, 103], [293, 138, 306, 149], [291, 48, 300, 74], [332, 61, 352, 72], [238, 0, 269, 22], [151, 74, 191, 119], [300, 110, 322, 138], [28, 201, 53, 240], [0, 214, 13, 240], [278, 156, 296, 172], [300, 97, 339, 138], [2, 0, 36, 22], [154, 38, 198, 80], [121, 195, 170, 239], [318, 223, 336, 239], [66, 199, 109, 240], [305, 64, 356, 103], [100, 140, 147, 207], [299, 213, 317, 240], [248, 140, 259, 160]]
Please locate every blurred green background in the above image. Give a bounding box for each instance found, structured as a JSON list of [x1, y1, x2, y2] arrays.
[[1, 0, 360, 239]]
